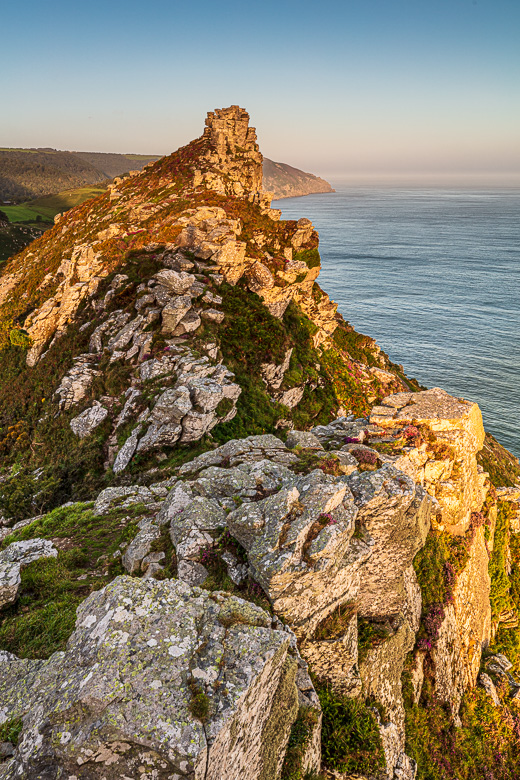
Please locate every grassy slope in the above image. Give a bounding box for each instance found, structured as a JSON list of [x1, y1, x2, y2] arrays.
[[2, 185, 108, 225]]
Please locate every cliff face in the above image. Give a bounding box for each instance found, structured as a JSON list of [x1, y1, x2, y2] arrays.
[[262, 159, 335, 200], [0, 106, 519, 780]]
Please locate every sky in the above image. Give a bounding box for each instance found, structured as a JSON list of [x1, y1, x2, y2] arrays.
[[1, 0, 519, 183]]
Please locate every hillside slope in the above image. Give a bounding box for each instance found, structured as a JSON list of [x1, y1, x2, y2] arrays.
[[0, 149, 158, 202], [0, 106, 519, 780], [263, 157, 334, 199], [1, 147, 333, 207]]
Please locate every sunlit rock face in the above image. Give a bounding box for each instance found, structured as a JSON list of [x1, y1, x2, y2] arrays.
[[0, 576, 320, 780]]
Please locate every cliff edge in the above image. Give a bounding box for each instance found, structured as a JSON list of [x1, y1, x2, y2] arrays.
[[0, 106, 519, 780]]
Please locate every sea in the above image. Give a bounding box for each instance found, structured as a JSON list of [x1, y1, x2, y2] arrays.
[[274, 185, 520, 458]]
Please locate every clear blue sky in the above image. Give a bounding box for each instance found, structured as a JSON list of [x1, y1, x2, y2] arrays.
[[1, 0, 519, 182]]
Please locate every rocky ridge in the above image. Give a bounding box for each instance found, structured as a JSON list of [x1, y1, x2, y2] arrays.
[[0, 107, 520, 780]]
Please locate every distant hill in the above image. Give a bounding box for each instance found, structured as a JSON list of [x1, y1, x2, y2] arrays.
[[262, 158, 334, 199], [0, 149, 158, 202], [0, 208, 44, 263], [0, 147, 332, 204], [1, 185, 107, 225]]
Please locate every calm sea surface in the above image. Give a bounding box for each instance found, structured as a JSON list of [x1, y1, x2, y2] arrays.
[[275, 186, 520, 458]]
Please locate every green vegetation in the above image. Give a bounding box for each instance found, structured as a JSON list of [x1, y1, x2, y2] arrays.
[[292, 449, 343, 477], [280, 707, 320, 780], [188, 680, 210, 721], [314, 602, 357, 641], [489, 502, 514, 621], [489, 501, 520, 669], [2, 185, 107, 225], [293, 248, 320, 270], [213, 285, 338, 441], [0, 502, 143, 658], [0, 220, 43, 264], [333, 325, 379, 367], [314, 679, 386, 775], [357, 618, 394, 663], [0, 717, 23, 745], [403, 667, 520, 780], [477, 432, 520, 488], [321, 348, 373, 416], [282, 302, 337, 429]]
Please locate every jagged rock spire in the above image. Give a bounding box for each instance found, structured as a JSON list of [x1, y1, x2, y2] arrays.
[[197, 105, 264, 197]]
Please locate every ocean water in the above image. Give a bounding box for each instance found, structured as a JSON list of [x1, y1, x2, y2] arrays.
[[275, 186, 520, 458]]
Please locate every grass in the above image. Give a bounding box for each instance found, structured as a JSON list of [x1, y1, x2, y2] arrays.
[[357, 618, 393, 663], [314, 679, 386, 775], [0, 502, 143, 658], [477, 432, 520, 488], [2, 185, 107, 225], [489, 501, 514, 621], [0, 717, 23, 745], [314, 602, 357, 641], [280, 707, 320, 780], [490, 502, 520, 669]]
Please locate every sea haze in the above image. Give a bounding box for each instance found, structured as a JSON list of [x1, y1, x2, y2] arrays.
[[275, 186, 520, 458]]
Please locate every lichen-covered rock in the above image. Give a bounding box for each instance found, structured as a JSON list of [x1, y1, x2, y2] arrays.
[[348, 467, 432, 619], [285, 430, 323, 450], [178, 434, 298, 476], [0, 539, 57, 608], [451, 525, 491, 689], [93, 483, 171, 516], [122, 520, 162, 574], [224, 464, 432, 638], [431, 603, 466, 716], [478, 672, 501, 707], [54, 354, 101, 409], [70, 400, 109, 438], [0, 576, 317, 780]]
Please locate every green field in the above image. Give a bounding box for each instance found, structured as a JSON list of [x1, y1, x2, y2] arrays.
[[2, 185, 107, 225]]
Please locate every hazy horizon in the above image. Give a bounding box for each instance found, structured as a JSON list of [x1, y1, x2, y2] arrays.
[[2, 0, 519, 185]]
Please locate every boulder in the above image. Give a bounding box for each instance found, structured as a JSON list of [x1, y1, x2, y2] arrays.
[[0, 576, 319, 780], [122, 520, 162, 575], [54, 355, 101, 410], [70, 401, 109, 439], [154, 269, 196, 294], [0, 539, 57, 609], [201, 307, 225, 324], [285, 430, 323, 450], [161, 295, 192, 332]]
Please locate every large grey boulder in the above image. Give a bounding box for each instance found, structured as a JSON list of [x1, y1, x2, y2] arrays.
[[0, 539, 57, 609], [285, 430, 323, 450], [348, 466, 432, 619], [224, 465, 432, 638], [70, 401, 109, 439], [154, 269, 196, 294], [0, 576, 320, 780], [178, 434, 297, 476], [226, 470, 363, 638]]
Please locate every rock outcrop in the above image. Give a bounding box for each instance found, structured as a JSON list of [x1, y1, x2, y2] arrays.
[[1, 105, 519, 780], [0, 539, 57, 608], [0, 576, 319, 780]]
